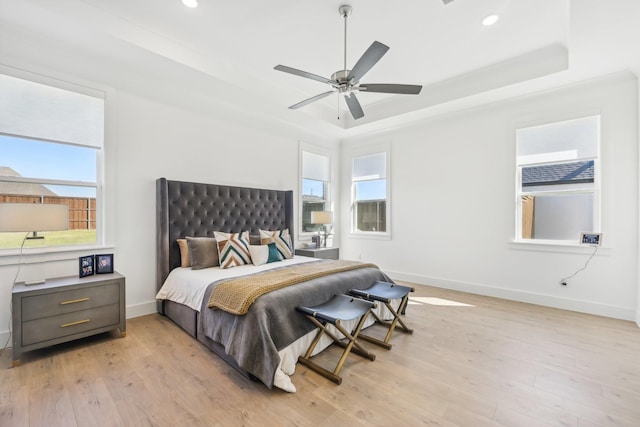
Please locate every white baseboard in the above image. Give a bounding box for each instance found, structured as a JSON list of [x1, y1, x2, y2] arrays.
[[0, 330, 10, 352], [387, 270, 636, 322], [126, 300, 158, 319]]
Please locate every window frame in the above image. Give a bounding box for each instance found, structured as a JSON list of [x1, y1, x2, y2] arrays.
[[349, 143, 391, 239], [514, 115, 601, 245], [298, 142, 332, 238], [0, 66, 107, 254]]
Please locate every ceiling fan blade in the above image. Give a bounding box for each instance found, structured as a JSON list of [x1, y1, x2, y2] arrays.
[[289, 90, 335, 110], [359, 84, 423, 95], [347, 41, 390, 83], [274, 65, 331, 84], [344, 93, 364, 120]]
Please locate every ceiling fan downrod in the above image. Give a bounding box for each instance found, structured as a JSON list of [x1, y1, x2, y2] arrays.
[[339, 5, 352, 72]]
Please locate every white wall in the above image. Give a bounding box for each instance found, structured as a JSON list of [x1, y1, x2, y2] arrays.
[[0, 34, 339, 348], [114, 91, 315, 316], [341, 73, 639, 321], [637, 70, 640, 326]]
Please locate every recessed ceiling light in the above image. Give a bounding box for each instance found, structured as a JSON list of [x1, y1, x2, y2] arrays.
[[482, 14, 499, 26], [182, 0, 198, 8]]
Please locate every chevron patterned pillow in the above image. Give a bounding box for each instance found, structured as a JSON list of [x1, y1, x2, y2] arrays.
[[214, 231, 252, 269], [259, 228, 293, 259]]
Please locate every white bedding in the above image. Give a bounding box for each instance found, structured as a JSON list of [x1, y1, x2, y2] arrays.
[[155, 255, 317, 311], [156, 255, 397, 393]]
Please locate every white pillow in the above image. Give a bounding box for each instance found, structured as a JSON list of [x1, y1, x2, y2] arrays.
[[249, 245, 269, 266]]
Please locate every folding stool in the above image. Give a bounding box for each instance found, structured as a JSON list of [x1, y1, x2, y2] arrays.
[[350, 281, 414, 350], [296, 294, 376, 385]]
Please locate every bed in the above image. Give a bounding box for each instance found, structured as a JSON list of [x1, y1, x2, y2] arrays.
[[155, 178, 394, 392]]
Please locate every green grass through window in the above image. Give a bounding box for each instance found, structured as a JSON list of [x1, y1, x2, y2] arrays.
[[0, 230, 96, 249]]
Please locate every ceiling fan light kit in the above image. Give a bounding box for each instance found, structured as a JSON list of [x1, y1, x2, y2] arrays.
[[274, 4, 422, 120], [482, 14, 500, 26], [181, 0, 198, 8]]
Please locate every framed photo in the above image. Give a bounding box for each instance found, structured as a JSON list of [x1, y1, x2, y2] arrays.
[[79, 255, 94, 278], [95, 254, 114, 274]]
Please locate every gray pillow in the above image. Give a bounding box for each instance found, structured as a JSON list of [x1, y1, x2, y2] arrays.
[[186, 237, 219, 269]]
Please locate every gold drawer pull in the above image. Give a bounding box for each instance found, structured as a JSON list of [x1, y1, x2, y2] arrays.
[[60, 297, 90, 305], [61, 319, 90, 328]]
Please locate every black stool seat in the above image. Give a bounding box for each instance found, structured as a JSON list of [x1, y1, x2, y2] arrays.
[[350, 281, 414, 302], [297, 294, 375, 324], [296, 294, 376, 385], [350, 281, 414, 350]]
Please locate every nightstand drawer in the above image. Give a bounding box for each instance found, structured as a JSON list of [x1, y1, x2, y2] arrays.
[[21, 282, 120, 321], [22, 303, 121, 346]]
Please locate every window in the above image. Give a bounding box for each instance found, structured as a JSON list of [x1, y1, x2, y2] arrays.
[[0, 72, 104, 250], [516, 115, 600, 243], [352, 151, 389, 234], [301, 149, 330, 233]]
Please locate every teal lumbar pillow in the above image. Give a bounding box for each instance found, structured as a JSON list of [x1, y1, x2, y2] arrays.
[[267, 242, 282, 263]]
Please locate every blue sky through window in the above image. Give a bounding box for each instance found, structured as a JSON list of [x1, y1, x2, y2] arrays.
[[302, 178, 324, 199], [356, 180, 386, 201], [0, 134, 96, 197]]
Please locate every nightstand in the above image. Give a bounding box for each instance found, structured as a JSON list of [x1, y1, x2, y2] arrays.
[[12, 272, 126, 367], [295, 247, 339, 260]]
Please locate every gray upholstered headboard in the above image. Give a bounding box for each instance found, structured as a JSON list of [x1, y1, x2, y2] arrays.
[[156, 178, 294, 297]]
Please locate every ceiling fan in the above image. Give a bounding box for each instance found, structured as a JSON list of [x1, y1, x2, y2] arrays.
[[274, 5, 423, 120]]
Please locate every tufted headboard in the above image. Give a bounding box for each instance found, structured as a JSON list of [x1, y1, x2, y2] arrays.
[[156, 178, 294, 298]]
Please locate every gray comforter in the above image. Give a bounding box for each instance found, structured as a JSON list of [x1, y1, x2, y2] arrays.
[[197, 260, 392, 389]]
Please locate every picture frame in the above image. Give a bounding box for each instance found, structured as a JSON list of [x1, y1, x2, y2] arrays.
[[95, 254, 114, 274], [79, 255, 94, 278]]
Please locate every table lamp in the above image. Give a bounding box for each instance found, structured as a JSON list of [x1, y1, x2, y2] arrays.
[[310, 210, 333, 248], [0, 203, 69, 284]]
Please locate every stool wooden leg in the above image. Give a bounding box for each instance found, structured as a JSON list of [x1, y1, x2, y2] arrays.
[[393, 295, 414, 335], [298, 356, 344, 385], [297, 312, 376, 385], [302, 321, 327, 359], [358, 332, 394, 350], [332, 315, 376, 366], [358, 295, 414, 349], [298, 317, 346, 384], [332, 322, 357, 379]]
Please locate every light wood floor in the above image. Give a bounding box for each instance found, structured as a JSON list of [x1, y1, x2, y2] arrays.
[[2, 283, 640, 427]]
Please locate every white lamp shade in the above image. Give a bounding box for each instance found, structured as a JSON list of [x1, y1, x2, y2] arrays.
[[0, 203, 69, 232], [310, 211, 333, 225]]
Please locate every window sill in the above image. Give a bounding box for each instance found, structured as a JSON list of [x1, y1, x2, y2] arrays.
[[299, 231, 325, 237], [509, 240, 609, 255], [0, 244, 115, 267], [349, 232, 391, 241]]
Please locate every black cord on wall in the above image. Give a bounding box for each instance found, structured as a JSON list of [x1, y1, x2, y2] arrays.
[[1, 232, 31, 357], [559, 245, 599, 285]]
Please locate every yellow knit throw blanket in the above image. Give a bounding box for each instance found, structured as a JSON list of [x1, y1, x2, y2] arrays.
[[207, 260, 378, 315]]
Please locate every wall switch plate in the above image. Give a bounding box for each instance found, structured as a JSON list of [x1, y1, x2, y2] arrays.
[[580, 232, 602, 246]]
